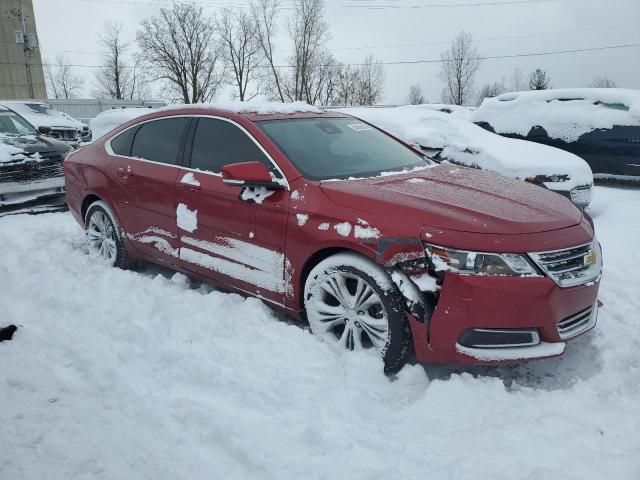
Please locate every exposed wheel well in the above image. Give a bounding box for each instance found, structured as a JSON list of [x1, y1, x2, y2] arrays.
[[81, 194, 102, 222]]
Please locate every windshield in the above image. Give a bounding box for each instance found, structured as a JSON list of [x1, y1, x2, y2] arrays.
[[0, 110, 37, 136], [257, 117, 429, 180]]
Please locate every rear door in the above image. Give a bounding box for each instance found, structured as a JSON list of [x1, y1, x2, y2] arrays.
[[175, 116, 290, 304], [108, 116, 190, 265]]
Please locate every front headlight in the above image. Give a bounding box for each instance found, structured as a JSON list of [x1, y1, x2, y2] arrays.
[[424, 243, 539, 276]]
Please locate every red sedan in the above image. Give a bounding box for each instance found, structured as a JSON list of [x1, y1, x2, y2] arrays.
[[64, 104, 602, 373]]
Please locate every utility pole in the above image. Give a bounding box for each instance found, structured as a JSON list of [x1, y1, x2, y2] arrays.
[[18, 0, 35, 98]]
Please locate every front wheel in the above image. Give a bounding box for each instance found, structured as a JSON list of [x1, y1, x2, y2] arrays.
[[85, 200, 130, 269], [304, 253, 412, 373]]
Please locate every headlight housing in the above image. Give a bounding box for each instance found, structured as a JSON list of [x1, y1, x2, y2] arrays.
[[424, 243, 539, 277]]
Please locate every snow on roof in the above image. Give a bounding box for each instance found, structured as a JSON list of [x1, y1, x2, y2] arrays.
[[337, 106, 592, 190], [473, 88, 640, 142], [90, 108, 157, 140], [161, 100, 322, 116], [1, 101, 84, 129]]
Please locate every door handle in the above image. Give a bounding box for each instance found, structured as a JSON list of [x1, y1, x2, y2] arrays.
[[178, 181, 201, 192], [117, 165, 133, 179]]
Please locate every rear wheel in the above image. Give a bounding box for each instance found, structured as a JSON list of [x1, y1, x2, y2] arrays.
[[85, 200, 129, 269], [304, 253, 411, 373]]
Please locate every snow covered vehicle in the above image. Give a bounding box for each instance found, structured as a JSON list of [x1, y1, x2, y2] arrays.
[[1, 101, 91, 146], [64, 102, 601, 372], [0, 105, 71, 215], [473, 88, 640, 182], [89, 107, 157, 140], [338, 106, 594, 208]]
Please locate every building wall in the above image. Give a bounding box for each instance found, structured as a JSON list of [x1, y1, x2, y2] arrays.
[[0, 0, 47, 99]]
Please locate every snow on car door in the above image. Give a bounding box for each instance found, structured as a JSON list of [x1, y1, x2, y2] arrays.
[[175, 117, 289, 304]]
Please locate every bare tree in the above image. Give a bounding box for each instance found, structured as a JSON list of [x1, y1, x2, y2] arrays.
[[510, 67, 525, 91], [438, 31, 481, 106], [334, 64, 359, 106], [216, 9, 262, 101], [93, 22, 135, 100], [282, 0, 329, 103], [45, 55, 84, 99], [408, 84, 425, 105], [137, 3, 226, 103], [355, 54, 384, 105], [476, 80, 506, 104], [589, 76, 617, 88], [528, 68, 551, 90], [251, 0, 285, 102]]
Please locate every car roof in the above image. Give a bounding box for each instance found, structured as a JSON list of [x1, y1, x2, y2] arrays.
[[153, 102, 350, 123]]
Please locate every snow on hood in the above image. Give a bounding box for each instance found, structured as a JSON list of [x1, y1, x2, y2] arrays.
[[0, 139, 25, 163], [2, 102, 84, 130], [338, 106, 592, 190], [90, 108, 156, 140], [161, 100, 321, 115], [473, 88, 640, 142]]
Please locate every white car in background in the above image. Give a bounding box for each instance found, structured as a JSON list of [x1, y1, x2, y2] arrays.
[[89, 107, 157, 140], [1, 101, 91, 146], [336, 106, 594, 208]]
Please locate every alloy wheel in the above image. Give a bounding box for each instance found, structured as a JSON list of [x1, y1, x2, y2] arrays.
[[86, 209, 117, 262], [310, 271, 390, 353]]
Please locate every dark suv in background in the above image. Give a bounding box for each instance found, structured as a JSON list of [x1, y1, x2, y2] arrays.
[[473, 88, 640, 181]]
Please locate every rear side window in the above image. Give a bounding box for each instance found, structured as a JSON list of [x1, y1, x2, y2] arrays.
[[110, 127, 138, 156], [131, 118, 189, 165], [190, 118, 270, 173]]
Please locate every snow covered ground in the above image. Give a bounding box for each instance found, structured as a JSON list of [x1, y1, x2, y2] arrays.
[[1, 186, 639, 479]]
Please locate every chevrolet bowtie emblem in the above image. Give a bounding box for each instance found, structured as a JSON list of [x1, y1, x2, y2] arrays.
[[584, 249, 598, 266]]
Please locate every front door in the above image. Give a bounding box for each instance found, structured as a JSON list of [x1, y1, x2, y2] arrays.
[[175, 117, 290, 305], [109, 117, 190, 265]]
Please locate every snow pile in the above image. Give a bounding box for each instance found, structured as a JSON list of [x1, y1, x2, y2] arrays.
[[407, 103, 476, 120], [339, 106, 593, 190], [473, 88, 640, 142], [0, 187, 640, 478], [90, 108, 156, 140], [162, 100, 321, 116]]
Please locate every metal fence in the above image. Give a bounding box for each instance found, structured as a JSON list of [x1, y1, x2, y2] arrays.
[[17, 99, 167, 123]]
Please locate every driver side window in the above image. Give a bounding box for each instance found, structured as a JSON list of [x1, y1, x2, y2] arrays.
[[189, 118, 272, 174]]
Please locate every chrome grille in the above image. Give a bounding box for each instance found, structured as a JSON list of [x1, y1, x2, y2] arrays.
[[0, 155, 65, 184], [529, 241, 601, 287], [557, 304, 597, 339], [50, 128, 79, 142]]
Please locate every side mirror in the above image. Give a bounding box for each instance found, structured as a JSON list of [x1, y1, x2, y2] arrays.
[[38, 125, 52, 135], [222, 161, 285, 189]]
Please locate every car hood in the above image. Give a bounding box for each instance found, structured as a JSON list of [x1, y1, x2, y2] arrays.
[[0, 135, 71, 162], [319, 164, 583, 235]]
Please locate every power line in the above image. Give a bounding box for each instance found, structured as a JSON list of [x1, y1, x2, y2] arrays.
[[39, 21, 640, 56], [71, 0, 565, 9], [11, 41, 640, 70]]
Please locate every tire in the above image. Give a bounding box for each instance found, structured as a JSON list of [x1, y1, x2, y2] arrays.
[[85, 200, 130, 269], [304, 252, 412, 374]]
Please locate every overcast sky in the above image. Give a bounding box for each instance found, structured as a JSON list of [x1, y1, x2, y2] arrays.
[[32, 0, 640, 104]]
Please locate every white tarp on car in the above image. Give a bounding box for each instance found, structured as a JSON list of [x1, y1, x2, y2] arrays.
[[338, 106, 593, 190]]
